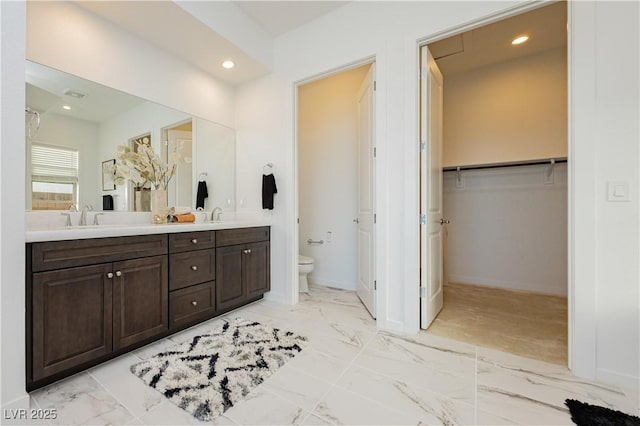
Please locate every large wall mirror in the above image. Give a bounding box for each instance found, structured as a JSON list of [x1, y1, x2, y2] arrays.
[[25, 60, 235, 213]]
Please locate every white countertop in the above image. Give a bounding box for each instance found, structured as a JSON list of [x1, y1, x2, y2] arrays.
[[25, 211, 272, 243]]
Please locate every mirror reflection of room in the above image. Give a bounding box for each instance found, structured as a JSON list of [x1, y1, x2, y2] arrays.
[[24, 61, 235, 213]]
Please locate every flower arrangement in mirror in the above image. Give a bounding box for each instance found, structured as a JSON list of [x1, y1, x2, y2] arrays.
[[110, 141, 191, 221], [110, 140, 191, 190]]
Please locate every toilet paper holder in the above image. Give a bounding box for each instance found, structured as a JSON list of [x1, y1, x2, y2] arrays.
[[307, 239, 325, 245]]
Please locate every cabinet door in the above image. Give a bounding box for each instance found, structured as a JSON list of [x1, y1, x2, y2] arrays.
[[32, 264, 112, 381], [245, 241, 270, 299], [215, 245, 245, 311], [113, 256, 168, 350]]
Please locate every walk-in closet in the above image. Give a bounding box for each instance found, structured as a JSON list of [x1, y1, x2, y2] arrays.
[[422, 2, 568, 365]]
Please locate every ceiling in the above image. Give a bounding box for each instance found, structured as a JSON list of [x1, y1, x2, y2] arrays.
[[233, 1, 349, 36], [429, 2, 567, 76], [26, 61, 144, 123], [74, 1, 349, 86], [75, 1, 270, 86]]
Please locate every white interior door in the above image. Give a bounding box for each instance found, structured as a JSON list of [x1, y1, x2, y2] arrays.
[[420, 47, 444, 329], [356, 64, 376, 318], [166, 130, 192, 208]]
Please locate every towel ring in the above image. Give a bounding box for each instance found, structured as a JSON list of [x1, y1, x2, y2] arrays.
[[198, 172, 208, 182], [263, 163, 274, 174]]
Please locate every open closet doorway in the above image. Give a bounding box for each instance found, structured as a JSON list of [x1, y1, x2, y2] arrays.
[[295, 61, 377, 319], [419, 2, 569, 365]]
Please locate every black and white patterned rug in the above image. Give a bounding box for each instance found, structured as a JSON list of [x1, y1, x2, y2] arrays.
[[130, 317, 308, 421]]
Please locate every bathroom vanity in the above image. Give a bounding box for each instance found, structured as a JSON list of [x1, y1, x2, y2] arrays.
[[25, 223, 270, 391]]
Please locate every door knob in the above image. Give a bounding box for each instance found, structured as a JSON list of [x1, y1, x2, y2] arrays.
[[353, 218, 359, 223], [439, 218, 450, 225]]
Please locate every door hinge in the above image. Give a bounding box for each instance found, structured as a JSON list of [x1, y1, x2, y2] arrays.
[[420, 214, 426, 224], [374, 80, 377, 91], [420, 141, 426, 152], [420, 287, 427, 298], [374, 147, 377, 158], [374, 213, 377, 224], [374, 280, 377, 290]]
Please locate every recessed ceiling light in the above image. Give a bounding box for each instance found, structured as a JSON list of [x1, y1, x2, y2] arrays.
[[222, 60, 235, 69], [62, 105, 71, 110], [512, 35, 529, 45]]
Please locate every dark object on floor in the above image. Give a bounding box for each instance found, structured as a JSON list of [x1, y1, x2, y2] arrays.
[[565, 399, 640, 426]]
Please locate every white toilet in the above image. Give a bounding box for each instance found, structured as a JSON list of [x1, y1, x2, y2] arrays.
[[298, 255, 315, 293]]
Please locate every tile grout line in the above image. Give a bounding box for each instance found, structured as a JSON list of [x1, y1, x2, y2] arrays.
[[298, 329, 380, 425], [86, 370, 145, 426]]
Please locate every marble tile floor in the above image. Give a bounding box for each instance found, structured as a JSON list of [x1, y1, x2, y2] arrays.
[[18, 284, 637, 426], [426, 282, 568, 366]]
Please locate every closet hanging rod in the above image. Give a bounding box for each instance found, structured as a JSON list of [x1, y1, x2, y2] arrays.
[[443, 158, 567, 172]]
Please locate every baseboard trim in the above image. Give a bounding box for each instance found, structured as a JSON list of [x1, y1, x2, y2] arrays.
[[309, 276, 356, 291], [596, 368, 640, 391], [447, 274, 567, 297], [1, 394, 30, 413]]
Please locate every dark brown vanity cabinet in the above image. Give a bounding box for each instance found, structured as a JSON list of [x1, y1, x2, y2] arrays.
[[168, 231, 216, 329], [112, 256, 168, 350], [29, 234, 168, 384], [27, 226, 270, 389], [216, 227, 270, 311], [32, 264, 113, 381]]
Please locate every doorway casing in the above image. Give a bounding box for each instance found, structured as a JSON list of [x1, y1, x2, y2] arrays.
[[416, 1, 577, 372], [292, 57, 378, 313]]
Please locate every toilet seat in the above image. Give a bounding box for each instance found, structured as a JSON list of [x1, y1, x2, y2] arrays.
[[298, 255, 314, 265]]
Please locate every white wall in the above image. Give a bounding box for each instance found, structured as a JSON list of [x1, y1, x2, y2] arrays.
[[1, 0, 27, 410], [298, 65, 369, 290], [31, 114, 100, 209], [574, 1, 639, 388], [444, 164, 567, 296], [443, 47, 568, 167], [234, 0, 640, 389]]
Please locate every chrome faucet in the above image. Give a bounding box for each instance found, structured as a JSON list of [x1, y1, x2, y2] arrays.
[[68, 204, 78, 212], [80, 204, 93, 226], [93, 212, 104, 226], [211, 207, 222, 222]]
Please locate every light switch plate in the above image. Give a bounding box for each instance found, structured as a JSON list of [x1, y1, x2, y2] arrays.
[[607, 180, 630, 202]]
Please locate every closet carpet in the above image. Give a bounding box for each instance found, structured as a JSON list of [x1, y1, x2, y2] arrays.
[[425, 282, 568, 365]]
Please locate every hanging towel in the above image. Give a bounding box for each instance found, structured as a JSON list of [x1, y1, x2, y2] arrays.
[[262, 173, 277, 210], [196, 180, 208, 209], [102, 195, 114, 211]]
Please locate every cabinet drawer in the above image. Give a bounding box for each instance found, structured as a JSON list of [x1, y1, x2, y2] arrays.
[[169, 249, 215, 290], [169, 281, 215, 328], [169, 231, 215, 253], [216, 227, 270, 247], [32, 234, 168, 272]]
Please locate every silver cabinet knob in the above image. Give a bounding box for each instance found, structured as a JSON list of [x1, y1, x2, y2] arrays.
[[191, 301, 198, 307], [191, 238, 198, 244], [115, 270, 122, 277], [191, 265, 198, 271], [106, 272, 114, 279], [439, 218, 450, 225], [243, 249, 252, 254]]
